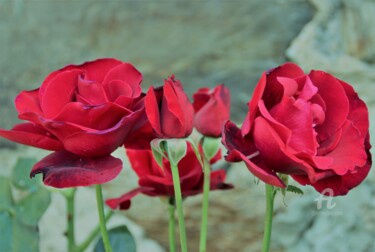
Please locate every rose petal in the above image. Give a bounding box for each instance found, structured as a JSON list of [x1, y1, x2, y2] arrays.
[[321, 120, 367, 175], [77, 77, 108, 104], [253, 117, 317, 180], [30, 151, 122, 188], [263, 62, 305, 109], [67, 58, 123, 82], [60, 109, 144, 157], [145, 86, 162, 136], [192, 87, 210, 112], [41, 70, 82, 118], [0, 123, 63, 151], [103, 63, 142, 94], [161, 77, 193, 138], [309, 70, 349, 141], [269, 97, 318, 155], [15, 89, 43, 115], [106, 187, 153, 210], [242, 72, 267, 136], [222, 121, 257, 160], [339, 79, 369, 138], [210, 170, 233, 190], [53, 102, 131, 130], [230, 149, 285, 188]]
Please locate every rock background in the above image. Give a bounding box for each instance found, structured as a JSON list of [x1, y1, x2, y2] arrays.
[[1, 0, 374, 251]]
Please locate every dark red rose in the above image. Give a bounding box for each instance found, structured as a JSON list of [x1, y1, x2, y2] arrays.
[[144, 75, 194, 139], [106, 143, 232, 210], [0, 58, 147, 187], [223, 63, 371, 196], [193, 84, 230, 137]]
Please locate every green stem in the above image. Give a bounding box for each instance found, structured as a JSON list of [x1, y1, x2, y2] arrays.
[[66, 188, 76, 252], [95, 184, 112, 252], [199, 157, 211, 252], [170, 162, 188, 252], [76, 211, 114, 252], [168, 199, 176, 252], [262, 184, 275, 252]]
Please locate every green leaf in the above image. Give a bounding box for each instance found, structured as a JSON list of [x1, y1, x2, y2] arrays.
[[11, 158, 39, 191], [202, 137, 220, 160], [0, 211, 40, 252], [94, 225, 136, 252], [165, 139, 187, 166], [287, 185, 304, 196], [15, 189, 51, 226], [12, 219, 39, 252], [0, 176, 13, 209], [0, 212, 12, 251]]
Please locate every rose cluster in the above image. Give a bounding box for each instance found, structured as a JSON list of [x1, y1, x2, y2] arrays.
[[0, 59, 371, 199]]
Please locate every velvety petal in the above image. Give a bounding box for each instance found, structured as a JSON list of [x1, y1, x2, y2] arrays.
[[68, 58, 123, 82], [30, 151, 122, 188], [339, 79, 369, 138], [295, 76, 318, 101], [106, 187, 153, 210], [262, 62, 305, 109], [145, 86, 162, 136], [53, 102, 131, 130], [40, 69, 82, 118], [192, 87, 210, 112], [276, 77, 298, 97], [228, 149, 285, 187], [61, 110, 144, 157], [321, 120, 367, 175], [317, 128, 342, 156], [103, 63, 142, 94], [15, 89, 43, 115], [253, 117, 317, 180], [126, 149, 163, 178], [123, 120, 156, 150], [293, 138, 371, 196], [309, 70, 349, 141], [242, 72, 267, 136], [269, 97, 318, 155], [193, 84, 230, 137], [210, 170, 233, 190], [161, 77, 193, 138], [222, 121, 257, 161], [0, 123, 63, 151], [104, 80, 133, 102], [77, 77, 108, 104]]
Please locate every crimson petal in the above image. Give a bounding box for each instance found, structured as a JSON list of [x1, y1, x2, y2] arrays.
[[105, 187, 153, 210], [0, 123, 63, 151], [30, 151, 122, 188]]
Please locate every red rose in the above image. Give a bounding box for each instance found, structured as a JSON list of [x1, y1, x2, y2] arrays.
[[223, 63, 371, 196], [193, 84, 230, 137], [0, 58, 147, 187], [106, 143, 232, 210], [145, 75, 194, 139]]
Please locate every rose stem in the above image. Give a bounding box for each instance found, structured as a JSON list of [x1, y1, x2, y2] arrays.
[[95, 184, 113, 252], [66, 188, 76, 252], [262, 184, 275, 252], [170, 162, 188, 252], [199, 155, 211, 252], [76, 211, 113, 252], [168, 198, 176, 252]]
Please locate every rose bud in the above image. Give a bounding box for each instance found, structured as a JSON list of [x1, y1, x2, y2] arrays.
[[193, 84, 230, 137], [223, 62, 371, 196], [145, 75, 194, 138], [106, 143, 232, 210]]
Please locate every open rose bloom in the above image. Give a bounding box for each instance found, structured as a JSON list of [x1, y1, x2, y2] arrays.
[[106, 143, 233, 210], [223, 63, 371, 196], [0, 58, 147, 187]]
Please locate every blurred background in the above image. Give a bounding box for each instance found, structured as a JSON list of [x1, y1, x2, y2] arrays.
[[0, 0, 374, 251]]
